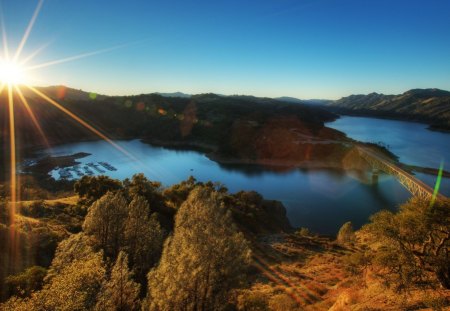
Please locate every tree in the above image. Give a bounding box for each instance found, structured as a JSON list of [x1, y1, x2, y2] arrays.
[[147, 187, 251, 311], [40, 250, 106, 310], [363, 198, 450, 290], [162, 176, 198, 209], [45, 233, 95, 280], [2, 249, 106, 310], [95, 251, 140, 311], [124, 174, 164, 210], [124, 196, 164, 282], [74, 175, 122, 204], [336, 221, 355, 245], [5, 266, 47, 298], [124, 174, 174, 230], [83, 192, 128, 258]]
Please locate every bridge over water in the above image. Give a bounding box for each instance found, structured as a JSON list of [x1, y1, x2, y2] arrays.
[[356, 146, 447, 202]]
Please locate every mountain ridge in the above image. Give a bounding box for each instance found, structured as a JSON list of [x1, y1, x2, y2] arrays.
[[328, 88, 450, 131]]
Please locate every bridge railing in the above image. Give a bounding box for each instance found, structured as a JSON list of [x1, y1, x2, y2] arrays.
[[356, 146, 447, 202]]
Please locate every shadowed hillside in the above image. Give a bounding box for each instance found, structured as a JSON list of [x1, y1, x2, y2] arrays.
[[0, 87, 342, 181]]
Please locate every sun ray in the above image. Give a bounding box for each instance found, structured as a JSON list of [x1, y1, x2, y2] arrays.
[[13, 0, 44, 62], [24, 42, 133, 72], [0, 4, 10, 60], [19, 41, 51, 66], [7, 84, 17, 209], [25, 85, 139, 162], [15, 85, 52, 150]]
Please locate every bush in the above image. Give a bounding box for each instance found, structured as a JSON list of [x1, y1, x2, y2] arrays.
[[337, 221, 355, 245], [342, 250, 370, 275], [237, 290, 269, 311], [268, 293, 299, 311], [363, 198, 450, 290], [21, 201, 49, 218], [5, 266, 47, 297], [0, 200, 10, 224], [296, 227, 311, 237]]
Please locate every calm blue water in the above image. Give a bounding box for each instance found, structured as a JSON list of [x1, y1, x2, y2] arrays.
[[38, 116, 449, 235], [327, 116, 450, 197]]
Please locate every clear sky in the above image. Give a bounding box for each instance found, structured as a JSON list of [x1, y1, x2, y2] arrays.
[[2, 0, 450, 99]]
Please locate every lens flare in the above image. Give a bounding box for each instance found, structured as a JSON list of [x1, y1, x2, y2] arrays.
[[0, 60, 25, 84], [430, 160, 444, 207]]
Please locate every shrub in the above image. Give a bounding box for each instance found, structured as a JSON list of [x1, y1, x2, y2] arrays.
[[337, 221, 355, 245]]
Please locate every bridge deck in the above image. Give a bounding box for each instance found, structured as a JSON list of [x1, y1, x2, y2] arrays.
[[357, 146, 447, 202]]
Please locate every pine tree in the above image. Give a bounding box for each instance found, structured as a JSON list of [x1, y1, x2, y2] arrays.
[[83, 192, 128, 258], [95, 251, 140, 311], [2, 249, 107, 310], [147, 187, 251, 311], [45, 233, 94, 280], [124, 196, 164, 283]]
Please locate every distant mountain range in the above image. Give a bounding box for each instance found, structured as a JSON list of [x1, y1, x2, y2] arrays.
[[19, 85, 109, 101], [327, 88, 450, 130], [155, 92, 191, 98], [275, 97, 333, 105], [25, 86, 450, 131]]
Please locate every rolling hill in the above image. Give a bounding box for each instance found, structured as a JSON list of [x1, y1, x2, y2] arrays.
[[328, 88, 450, 130]]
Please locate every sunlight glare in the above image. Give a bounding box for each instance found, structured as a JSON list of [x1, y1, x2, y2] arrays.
[[0, 60, 25, 84]]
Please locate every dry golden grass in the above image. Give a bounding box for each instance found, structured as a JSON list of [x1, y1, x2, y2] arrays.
[[17, 195, 79, 207], [238, 233, 450, 310]]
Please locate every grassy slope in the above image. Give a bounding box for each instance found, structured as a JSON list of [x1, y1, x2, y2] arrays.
[[328, 88, 450, 130], [243, 232, 450, 310], [4, 196, 450, 309]]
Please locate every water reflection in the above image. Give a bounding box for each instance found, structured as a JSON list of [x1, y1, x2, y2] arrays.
[[34, 139, 413, 235]]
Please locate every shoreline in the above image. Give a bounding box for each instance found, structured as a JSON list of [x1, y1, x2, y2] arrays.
[[326, 111, 450, 133], [23, 137, 450, 183]]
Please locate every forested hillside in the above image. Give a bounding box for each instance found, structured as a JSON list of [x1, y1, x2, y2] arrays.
[[1, 174, 449, 310], [1, 86, 340, 181]]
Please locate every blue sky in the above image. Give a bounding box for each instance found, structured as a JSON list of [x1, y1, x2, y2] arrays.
[[2, 0, 450, 99]]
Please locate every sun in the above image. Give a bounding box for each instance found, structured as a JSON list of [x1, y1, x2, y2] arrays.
[[0, 60, 26, 84]]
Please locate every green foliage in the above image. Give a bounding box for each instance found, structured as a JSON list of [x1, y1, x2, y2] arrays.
[[363, 198, 450, 290], [147, 187, 251, 311], [124, 174, 166, 213], [5, 266, 47, 298], [229, 191, 291, 234], [1, 176, 294, 308], [83, 192, 128, 258], [2, 249, 106, 310], [124, 195, 164, 283], [337, 221, 355, 245], [162, 176, 198, 209], [45, 233, 95, 280], [95, 251, 140, 311], [74, 175, 122, 204], [20, 201, 49, 218]]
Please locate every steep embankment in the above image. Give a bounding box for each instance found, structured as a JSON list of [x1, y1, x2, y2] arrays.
[[328, 88, 450, 131]]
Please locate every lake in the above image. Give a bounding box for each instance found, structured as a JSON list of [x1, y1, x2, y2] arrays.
[[327, 116, 450, 197], [39, 116, 449, 235]]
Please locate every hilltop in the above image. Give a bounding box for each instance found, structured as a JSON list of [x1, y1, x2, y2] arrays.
[[18, 85, 109, 101], [1, 88, 350, 183], [328, 88, 450, 131]]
